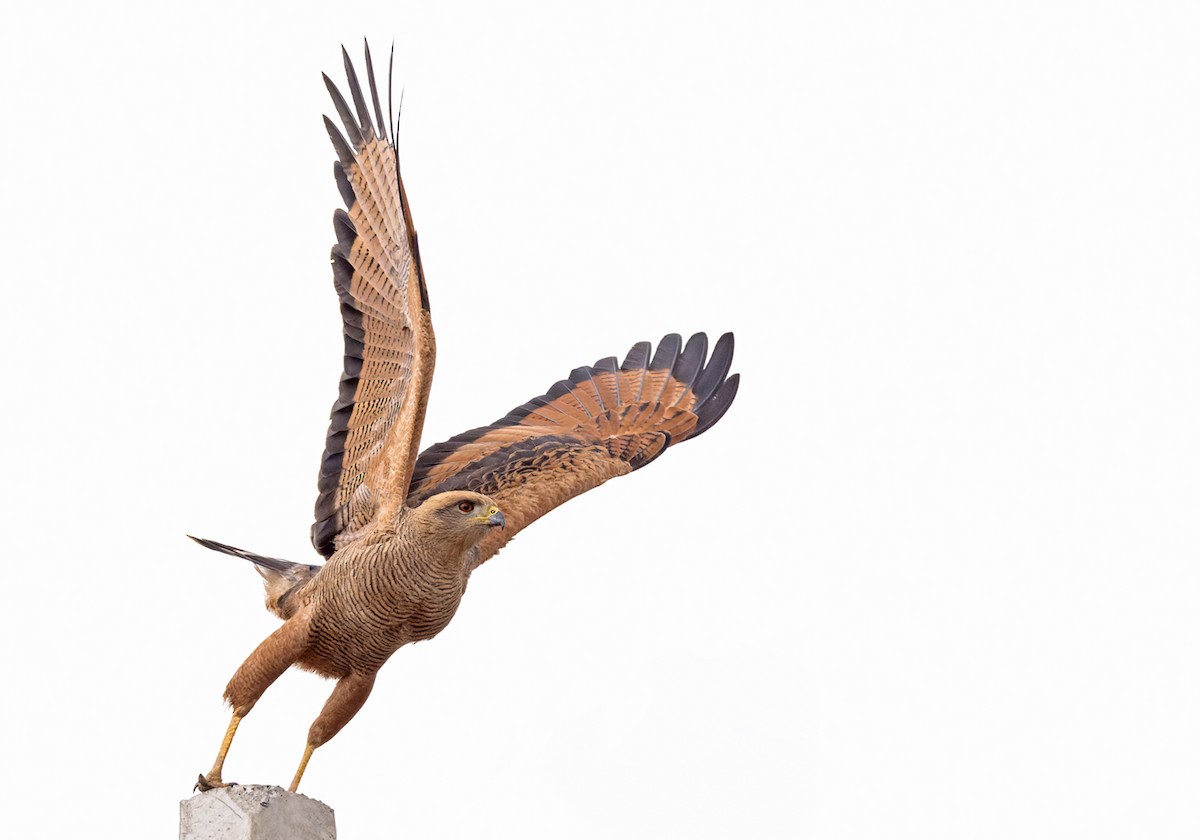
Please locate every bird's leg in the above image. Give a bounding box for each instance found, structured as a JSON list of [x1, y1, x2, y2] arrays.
[[197, 609, 313, 791], [289, 670, 376, 792], [196, 713, 242, 791]]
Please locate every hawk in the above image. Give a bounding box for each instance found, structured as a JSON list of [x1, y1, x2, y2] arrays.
[[193, 42, 739, 794]]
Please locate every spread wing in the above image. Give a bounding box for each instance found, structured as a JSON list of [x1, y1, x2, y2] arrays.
[[312, 43, 436, 558], [406, 332, 739, 569]]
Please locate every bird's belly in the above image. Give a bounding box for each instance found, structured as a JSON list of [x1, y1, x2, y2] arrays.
[[301, 573, 466, 676]]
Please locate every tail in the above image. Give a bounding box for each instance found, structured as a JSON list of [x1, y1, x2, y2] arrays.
[[188, 535, 321, 620]]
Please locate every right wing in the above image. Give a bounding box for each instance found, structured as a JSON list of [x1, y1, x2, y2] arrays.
[[406, 332, 739, 570], [311, 42, 437, 558]]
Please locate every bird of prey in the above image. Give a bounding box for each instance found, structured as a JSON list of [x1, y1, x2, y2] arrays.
[[193, 42, 740, 794]]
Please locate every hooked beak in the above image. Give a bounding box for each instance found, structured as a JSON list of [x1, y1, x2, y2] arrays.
[[473, 505, 505, 529]]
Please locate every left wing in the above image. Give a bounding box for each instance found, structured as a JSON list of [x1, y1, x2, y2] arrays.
[[312, 42, 436, 557], [406, 332, 738, 569]]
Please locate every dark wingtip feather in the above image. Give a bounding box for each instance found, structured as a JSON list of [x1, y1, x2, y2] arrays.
[[568, 365, 604, 413], [691, 373, 739, 439], [691, 331, 735, 406], [341, 44, 375, 140], [323, 72, 365, 149], [323, 115, 357, 170], [649, 333, 683, 370], [644, 333, 683, 402], [333, 162, 355, 208], [333, 208, 356, 249], [667, 333, 708, 404], [311, 518, 339, 558], [387, 42, 396, 144], [363, 39, 387, 142], [331, 249, 355, 292], [621, 341, 651, 371]]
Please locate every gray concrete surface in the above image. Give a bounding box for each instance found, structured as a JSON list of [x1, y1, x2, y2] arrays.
[[179, 784, 335, 839]]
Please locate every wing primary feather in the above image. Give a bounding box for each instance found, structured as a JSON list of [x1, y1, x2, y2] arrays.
[[385, 80, 431, 313], [312, 518, 339, 558], [323, 115, 357, 169], [594, 356, 620, 406], [650, 334, 682, 370], [495, 394, 580, 426], [569, 365, 605, 413], [331, 250, 355, 296], [546, 379, 592, 416], [333, 162, 355, 208], [621, 341, 652, 371], [338, 304, 366, 349], [320, 234, 366, 529], [336, 372, 359, 403], [320, 430, 349, 469], [363, 39, 387, 142], [691, 373, 740, 438], [667, 332, 708, 406], [621, 340, 651, 401], [339, 344, 364, 379], [411, 222, 431, 312], [341, 325, 364, 358], [588, 364, 614, 410], [387, 42, 396, 144], [691, 331, 735, 406], [340, 45, 375, 140], [322, 72, 365, 149], [332, 208, 356, 249], [646, 333, 682, 402]]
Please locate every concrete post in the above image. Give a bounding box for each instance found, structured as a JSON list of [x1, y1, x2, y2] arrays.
[[180, 785, 336, 840]]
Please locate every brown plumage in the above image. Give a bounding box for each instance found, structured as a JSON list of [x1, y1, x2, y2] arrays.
[[192, 41, 740, 794]]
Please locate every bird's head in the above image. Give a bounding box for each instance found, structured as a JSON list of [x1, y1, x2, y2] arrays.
[[414, 490, 506, 549]]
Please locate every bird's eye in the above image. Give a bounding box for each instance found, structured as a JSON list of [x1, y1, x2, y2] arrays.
[[457, 501, 474, 513]]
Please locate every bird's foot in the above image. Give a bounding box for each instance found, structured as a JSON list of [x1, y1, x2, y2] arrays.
[[195, 773, 233, 792]]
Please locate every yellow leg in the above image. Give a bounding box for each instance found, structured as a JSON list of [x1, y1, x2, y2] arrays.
[[289, 742, 315, 793], [196, 713, 242, 791], [286, 670, 376, 792]]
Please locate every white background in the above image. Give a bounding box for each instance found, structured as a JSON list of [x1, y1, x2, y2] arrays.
[[2, 2, 1197, 838]]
